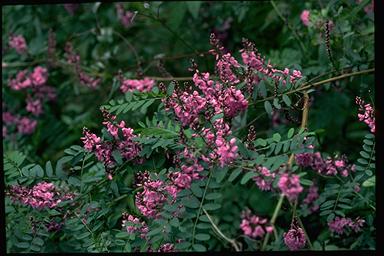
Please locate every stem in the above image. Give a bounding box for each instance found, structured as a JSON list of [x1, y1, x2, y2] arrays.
[[270, 0, 307, 54], [261, 194, 285, 250], [254, 68, 375, 105], [202, 208, 241, 251], [191, 171, 212, 246]]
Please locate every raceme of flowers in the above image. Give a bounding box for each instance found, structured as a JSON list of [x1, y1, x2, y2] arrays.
[[278, 173, 303, 201], [328, 217, 365, 235], [301, 183, 319, 213], [120, 77, 155, 93], [8, 182, 74, 209], [3, 111, 37, 136], [252, 165, 277, 191], [240, 208, 274, 239], [81, 109, 142, 177], [64, 42, 101, 89], [295, 152, 356, 177], [355, 96, 375, 133], [283, 220, 306, 251], [9, 34, 28, 54]]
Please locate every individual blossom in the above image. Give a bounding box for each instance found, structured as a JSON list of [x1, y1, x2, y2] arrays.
[[278, 173, 303, 201], [120, 77, 155, 93], [240, 208, 274, 239], [284, 220, 306, 251], [9, 35, 27, 54], [356, 96, 375, 133], [300, 10, 310, 26], [215, 137, 238, 167], [221, 86, 248, 118]]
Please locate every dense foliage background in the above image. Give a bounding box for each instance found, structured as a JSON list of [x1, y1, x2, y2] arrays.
[[2, 1, 375, 253]]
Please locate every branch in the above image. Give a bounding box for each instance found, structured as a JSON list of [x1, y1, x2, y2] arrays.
[[202, 208, 241, 251]]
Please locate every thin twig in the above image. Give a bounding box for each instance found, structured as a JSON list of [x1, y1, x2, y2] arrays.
[[202, 208, 241, 251]]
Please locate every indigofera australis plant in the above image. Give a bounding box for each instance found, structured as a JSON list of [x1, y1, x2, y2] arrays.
[[3, 4, 375, 250]]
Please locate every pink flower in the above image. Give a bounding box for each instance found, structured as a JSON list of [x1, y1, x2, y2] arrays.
[[284, 225, 306, 250], [26, 97, 43, 116], [252, 166, 276, 191], [9, 35, 27, 54], [356, 96, 375, 133], [120, 78, 155, 93], [328, 217, 364, 235], [30, 66, 48, 86], [240, 208, 273, 239], [300, 10, 310, 26], [158, 243, 175, 252], [278, 173, 303, 201], [16, 117, 37, 135]]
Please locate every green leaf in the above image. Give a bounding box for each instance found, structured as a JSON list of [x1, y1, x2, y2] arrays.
[[186, 1, 201, 19], [273, 98, 281, 109], [191, 183, 203, 197], [195, 233, 210, 241], [240, 172, 256, 185], [15, 242, 30, 248], [167, 82, 175, 96], [362, 176, 375, 187], [228, 168, 242, 182], [360, 151, 370, 159], [203, 203, 221, 211], [192, 244, 206, 252], [300, 178, 313, 186], [272, 133, 281, 142], [32, 237, 44, 246], [363, 139, 373, 146], [116, 232, 131, 239], [182, 195, 200, 208], [213, 166, 228, 183], [287, 128, 294, 139], [254, 138, 267, 147], [205, 192, 222, 200], [264, 101, 273, 116], [45, 161, 53, 177], [282, 94, 292, 106]]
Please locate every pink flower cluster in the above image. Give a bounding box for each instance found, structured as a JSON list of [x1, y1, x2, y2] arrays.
[[134, 171, 176, 218], [9, 35, 27, 54], [216, 53, 241, 85], [81, 110, 141, 172], [278, 173, 303, 201], [240, 40, 303, 86], [65, 42, 101, 89], [295, 152, 356, 177], [120, 77, 155, 93], [328, 217, 365, 235], [158, 243, 175, 252], [166, 71, 245, 167], [252, 166, 276, 191], [283, 224, 306, 251], [9, 182, 74, 209], [301, 183, 319, 213], [116, 3, 136, 28], [300, 10, 310, 26], [356, 96, 375, 133], [8, 66, 56, 117], [9, 66, 48, 91], [3, 111, 37, 136], [121, 213, 149, 239], [240, 208, 274, 239]]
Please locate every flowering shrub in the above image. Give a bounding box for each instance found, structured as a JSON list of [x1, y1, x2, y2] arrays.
[[3, 1, 375, 253]]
